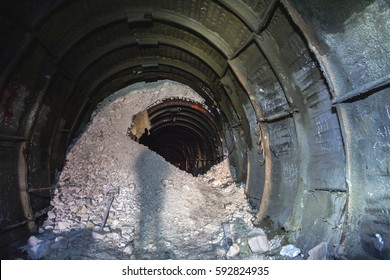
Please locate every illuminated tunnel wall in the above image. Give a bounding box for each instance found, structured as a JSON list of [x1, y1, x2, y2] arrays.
[[0, 0, 389, 259]]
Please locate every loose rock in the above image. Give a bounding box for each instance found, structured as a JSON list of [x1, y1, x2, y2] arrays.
[[280, 244, 301, 258], [227, 244, 240, 258], [248, 233, 269, 253], [57, 221, 70, 231], [20, 81, 289, 260], [28, 236, 41, 247]]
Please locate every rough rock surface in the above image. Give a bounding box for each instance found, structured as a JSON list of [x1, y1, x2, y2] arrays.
[[248, 231, 269, 254], [21, 81, 293, 260]]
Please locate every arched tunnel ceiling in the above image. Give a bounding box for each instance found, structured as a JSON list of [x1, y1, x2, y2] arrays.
[[0, 0, 389, 260]]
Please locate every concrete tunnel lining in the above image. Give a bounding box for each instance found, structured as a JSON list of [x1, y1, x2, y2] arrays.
[[0, 0, 389, 259]]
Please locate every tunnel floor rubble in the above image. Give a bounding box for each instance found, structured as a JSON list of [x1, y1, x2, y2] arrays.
[[20, 81, 296, 260]]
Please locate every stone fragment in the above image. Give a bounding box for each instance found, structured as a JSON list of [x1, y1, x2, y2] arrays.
[[92, 231, 105, 240], [227, 243, 240, 258], [123, 242, 134, 255], [248, 235, 269, 253], [307, 242, 328, 260], [43, 219, 54, 228], [57, 221, 70, 231], [280, 244, 301, 258], [47, 211, 56, 220], [28, 236, 42, 247]]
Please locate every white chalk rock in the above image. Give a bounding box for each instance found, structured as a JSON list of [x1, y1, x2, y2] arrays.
[[28, 236, 42, 247], [248, 235, 269, 253], [227, 243, 240, 258], [280, 244, 301, 258], [57, 221, 70, 231], [47, 211, 56, 220]]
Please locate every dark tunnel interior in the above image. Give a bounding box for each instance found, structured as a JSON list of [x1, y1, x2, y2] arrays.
[[138, 98, 223, 176], [0, 0, 389, 259]]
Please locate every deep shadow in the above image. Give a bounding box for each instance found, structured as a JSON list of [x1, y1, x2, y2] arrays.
[[8, 227, 134, 260], [133, 149, 174, 259]]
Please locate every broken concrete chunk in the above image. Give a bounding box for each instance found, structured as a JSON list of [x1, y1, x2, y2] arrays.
[[47, 211, 56, 220], [280, 244, 301, 258], [57, 221, 70, 231], [28, 236, 42, 247], [227, 243, 240, 258], [248, 235, 269, 253], [123, 242, 135, 255], [307, 242, 328, 260]]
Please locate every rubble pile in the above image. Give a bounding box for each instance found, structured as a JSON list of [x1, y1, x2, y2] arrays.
[[21, 81, 299, 260]]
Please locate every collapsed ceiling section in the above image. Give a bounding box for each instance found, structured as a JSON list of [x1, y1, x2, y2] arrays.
[[0, 0, 389, 259]]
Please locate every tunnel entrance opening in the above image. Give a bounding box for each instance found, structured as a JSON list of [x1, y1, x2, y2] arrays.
[[136, 98, 224, 176]]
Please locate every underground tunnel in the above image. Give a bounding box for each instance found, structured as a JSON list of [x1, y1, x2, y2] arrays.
[[136, 98, 224, 176], [0, 0, 389, 259]]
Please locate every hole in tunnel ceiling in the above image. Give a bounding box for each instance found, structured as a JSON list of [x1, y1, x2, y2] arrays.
[[130, 97, 224, 176]]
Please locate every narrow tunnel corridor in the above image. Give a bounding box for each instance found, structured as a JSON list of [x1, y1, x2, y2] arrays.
[[137, 98, 223, 175], [0, 0, 389, 259]]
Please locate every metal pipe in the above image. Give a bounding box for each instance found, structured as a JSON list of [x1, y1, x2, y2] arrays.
[[332, 74, 390, 105]]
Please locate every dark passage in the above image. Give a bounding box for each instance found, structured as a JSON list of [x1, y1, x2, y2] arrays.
[[138, 99, 223, 176]]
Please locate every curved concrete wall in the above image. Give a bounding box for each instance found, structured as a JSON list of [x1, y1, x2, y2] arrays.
[[0, 0, 389, 259]]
